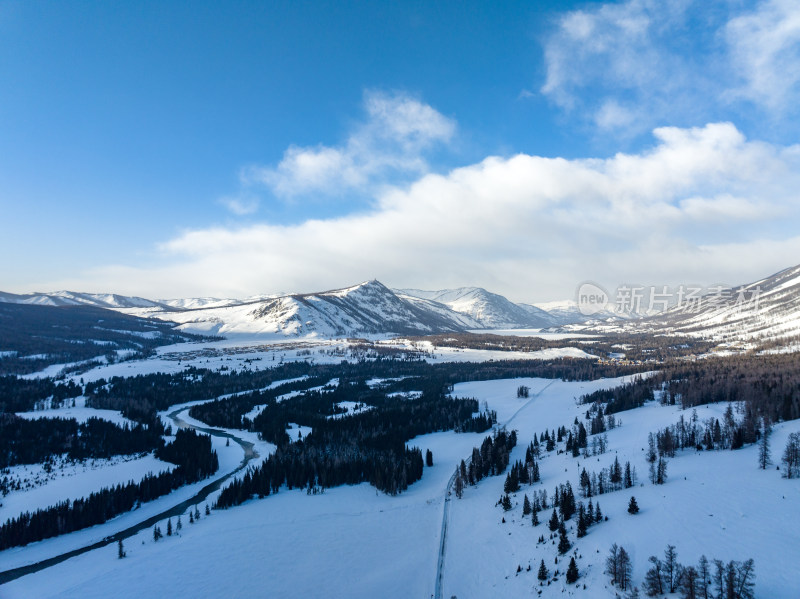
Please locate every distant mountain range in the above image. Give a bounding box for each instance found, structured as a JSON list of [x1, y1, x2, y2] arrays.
[[3, 264, 799, 341], [0, 290, 168, 310], [0, 281, 588, 338]]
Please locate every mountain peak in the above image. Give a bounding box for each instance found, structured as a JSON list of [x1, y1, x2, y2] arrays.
[[398, 286, 554, 329], [312, 279, 391, 299]]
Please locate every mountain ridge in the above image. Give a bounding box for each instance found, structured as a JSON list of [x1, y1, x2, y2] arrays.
[[5, 263, 798, 341], [0, 281, 574, 337]]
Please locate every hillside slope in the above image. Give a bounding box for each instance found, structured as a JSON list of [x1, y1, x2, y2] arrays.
[[399, 287, 553, 329]]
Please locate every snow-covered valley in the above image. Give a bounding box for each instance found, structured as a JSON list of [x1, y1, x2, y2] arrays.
[[2, 368, 798, 598]]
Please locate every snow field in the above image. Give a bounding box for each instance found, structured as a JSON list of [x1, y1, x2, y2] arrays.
[[4, 376, 797, 598], [16, 400, 137, 428], [444, 379, 800, 598]]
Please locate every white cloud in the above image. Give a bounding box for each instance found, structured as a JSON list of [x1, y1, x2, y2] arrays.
[[50, 122, 800, 302], [594, 99, 637, 131], [541, 0, 680, 115], [678, 195, 772, 221], [249, 90, 456, 198], [541, 0, 800, 137], [726, 0, 800, 114], [218, 196, 260, 216]]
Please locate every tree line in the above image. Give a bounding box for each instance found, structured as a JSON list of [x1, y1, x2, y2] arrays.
[[641, 544, 755, 599], [454, 430, 517, 498], [0, 375, 81, 413], [0, 429, 218, 550], [216, 393, 490, 507], [0, 302, 204, 376], [583, 353, 800, 422], [0, 414, 163, 468]]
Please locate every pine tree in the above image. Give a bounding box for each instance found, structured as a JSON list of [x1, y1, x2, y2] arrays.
[[532, 508, 540, 526], [549, 508, 559, 531], [523, 494, 531, 516], [560, 482, 576, 520], [195, 505, 201, 520], [577, 504, 587, 538], [504, 469, 519, 493], [758, 419, 771, 470], [624, 461, 633, 488], [580, 468, 591, 497], [117, 538, 126, 559], [501, 494, 512, 511], [595, 502, 603, 523], [656, 456, 668, 485], [426, 449, 433, 467], [153, 524, 162, 541], [538, 559, 549, 581], [611, 456, 622, 487], [557, 521, 571, 554], [176, 516, 182, 531], [205, 504, 210, 516], [566, 557, 579, 583], [166, 518, 173, 536], [628, 496, 640, 514], [189, 511, 194, 524]]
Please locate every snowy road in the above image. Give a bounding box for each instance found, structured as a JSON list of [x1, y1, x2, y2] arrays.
[[434, 380, 554, 599], [0, 408, 260, 585]]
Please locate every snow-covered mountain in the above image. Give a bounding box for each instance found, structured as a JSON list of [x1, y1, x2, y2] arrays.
[[114, 280, 483, 337], [17, 264, 798, 342], [555, 264, 800, 343], [398, 287, 554, 329], [0, 290, 168, 310], [157, 297, 241, 310], [641, 263, 800, 342], [2, 282, 565, 338]]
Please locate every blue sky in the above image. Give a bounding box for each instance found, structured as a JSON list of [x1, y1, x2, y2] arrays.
[[2, 0, 800, 301]]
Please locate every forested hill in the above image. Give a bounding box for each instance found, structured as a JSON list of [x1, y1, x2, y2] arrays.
[[0, 303, 208, 375]]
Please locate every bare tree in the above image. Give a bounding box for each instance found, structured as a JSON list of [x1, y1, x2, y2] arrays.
[[782, 432, 800, 478]]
